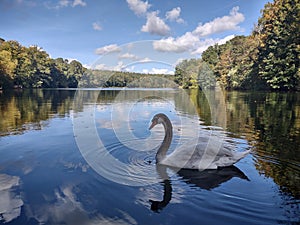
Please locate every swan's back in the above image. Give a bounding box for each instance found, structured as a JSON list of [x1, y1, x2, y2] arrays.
[[159, 136, 251, 170]]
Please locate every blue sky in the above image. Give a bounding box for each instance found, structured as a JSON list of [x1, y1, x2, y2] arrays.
[[1, 0, 269, 73]]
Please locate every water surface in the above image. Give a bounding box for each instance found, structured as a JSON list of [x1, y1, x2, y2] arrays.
[[0, 89, 299, 225]]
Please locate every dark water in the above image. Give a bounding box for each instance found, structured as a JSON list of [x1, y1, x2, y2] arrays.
[[0, 89, 299, 225]]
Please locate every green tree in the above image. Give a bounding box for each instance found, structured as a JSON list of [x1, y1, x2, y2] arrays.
[[67, 60, 85, 88], [198, 62, 217, 89], [0, 41, 22, 87], [0, 50, 16, 88], [257, 0, 300, 90], [51, 58, 70, 88], [25, 46, 52, 88], [201, 43, 229, 77], [216, 36, 263, 90], [174, 58, 202, 88]]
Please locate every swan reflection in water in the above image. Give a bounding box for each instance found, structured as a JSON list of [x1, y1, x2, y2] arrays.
[[149, 165, 249, 213], [148, 113, 250, 212]]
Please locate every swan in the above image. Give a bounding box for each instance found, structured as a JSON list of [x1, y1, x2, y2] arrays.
[[149, 113, 251, 170]]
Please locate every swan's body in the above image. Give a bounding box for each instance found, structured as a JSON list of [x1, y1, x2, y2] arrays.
[[149, 113, 251, 170]]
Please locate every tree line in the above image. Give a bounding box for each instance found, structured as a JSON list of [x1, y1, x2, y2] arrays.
[[0, 39, 86, 89], [0, 39, 174, 89], [80, 70, 176, 88], [176, 0, 299, 91]]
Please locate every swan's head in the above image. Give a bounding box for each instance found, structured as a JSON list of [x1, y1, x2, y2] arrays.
[[149, 113, 168, 130]]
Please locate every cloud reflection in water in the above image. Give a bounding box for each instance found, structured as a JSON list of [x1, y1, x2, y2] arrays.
[[0, 174, 23, 223]]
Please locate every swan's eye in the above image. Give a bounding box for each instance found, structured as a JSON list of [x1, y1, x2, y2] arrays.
[[157, 117, 163, 124]]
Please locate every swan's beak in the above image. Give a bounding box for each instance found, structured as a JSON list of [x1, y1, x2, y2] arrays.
[[149, 121, 157, 130]]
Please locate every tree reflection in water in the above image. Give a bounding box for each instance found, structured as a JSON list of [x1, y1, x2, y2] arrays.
[[0, 89, 75, 136]]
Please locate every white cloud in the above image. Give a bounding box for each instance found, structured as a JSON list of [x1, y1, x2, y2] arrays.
[[141, 11, 170, 36], [118, 53, 138, 60], [173, 58, 185, 66], [114, 61, 125, 71], [82, 64, 91, 69], [141, 68, 173, 75], [153, 7, 243, 54], [217, 34, 235, 45], [72, 0, 86, 7], [193, 6, 244, 37], [192, 35, 235, 55], [59, 0, 69, 7], [176, 18, 184, 24], [191, 39, 218, 55], [139, 57, 151, 62], [47, 0, 86, 9], [165, 7, 184, 24], [16, 0, 37, 7], [92, 22, 102, 31], [126, 0, 150, 16], [124, 65, 136, 72], [150, 68, 174, 74], [95, 44, 121, 55], [94, 64, 107, 70], [153, 32, 198, 53], [94, 62, 125, 71], [154, 32, 235, 55]]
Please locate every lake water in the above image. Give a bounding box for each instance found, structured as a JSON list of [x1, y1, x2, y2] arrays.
[[0, 89, 299, 225]]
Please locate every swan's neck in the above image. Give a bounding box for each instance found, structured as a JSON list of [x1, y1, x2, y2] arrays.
[[156, 117, 173, 163]]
